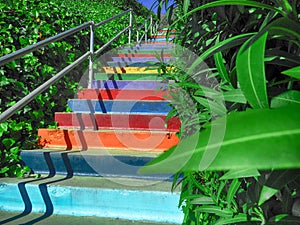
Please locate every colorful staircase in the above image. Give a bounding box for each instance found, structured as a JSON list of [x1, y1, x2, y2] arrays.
[[37, 30, 178, 152], [0, 29, 186, 224]]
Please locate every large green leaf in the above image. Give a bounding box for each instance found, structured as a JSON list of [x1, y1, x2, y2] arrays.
[[139, 105, 300, 174], [236, 32, 269, 109], [271, 90, 300, 108]]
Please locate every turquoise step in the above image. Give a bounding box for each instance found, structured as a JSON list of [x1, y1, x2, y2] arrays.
[[68, 99, 172, 114], [0, 176, 183, 224]]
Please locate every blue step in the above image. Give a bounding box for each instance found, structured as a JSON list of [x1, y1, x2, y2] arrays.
[[92, 80, 170, 89], [68, 99, 172, 114], [20, 150, 173, 180]]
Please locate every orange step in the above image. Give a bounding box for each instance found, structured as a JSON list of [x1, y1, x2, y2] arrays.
[[38, 129, 179, 152]]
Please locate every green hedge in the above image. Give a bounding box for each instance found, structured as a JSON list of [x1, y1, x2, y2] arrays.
[[0, 0, 150, 177]]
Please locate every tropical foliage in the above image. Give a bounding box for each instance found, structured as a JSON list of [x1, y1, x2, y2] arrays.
[[142, 0, 300, 224], [0, 0, 149, 177]]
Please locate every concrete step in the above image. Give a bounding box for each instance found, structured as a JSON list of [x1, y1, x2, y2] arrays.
[[0, 211, 179, 225], [77, 89, 171, 100], [0, 175, 182, 224], [38, 128, 179, 151], [54, 112, 180, 131], [67, 99, 172, 114]]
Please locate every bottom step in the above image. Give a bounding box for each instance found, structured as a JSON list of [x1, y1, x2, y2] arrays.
[[0, 176, 183, 224]]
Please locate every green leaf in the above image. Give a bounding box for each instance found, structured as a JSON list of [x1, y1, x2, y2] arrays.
[[220, 88, 247, 104], [172, 0, 284, 27], [215, 213, 261, 225], [268, 17, 300, 40], [195, 205, 233, 217], [193, 96, 227, 116], [259, 170, 300, 205], [281, 66, 300, 79], [139, 105, 300, 174], [236, 32, 269, 109], [2, 138, 16, 148], [271, 90, 300, 108], [188, 33, 255, 74], [190, 196, 214, 205], [227, 179, 241, 208], [220, 169, 260, 180], [259, 185, 278, 206], [214, 36, 231, 84], [268, 215, 300, 224]]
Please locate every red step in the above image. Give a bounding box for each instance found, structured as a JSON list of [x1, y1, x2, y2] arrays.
[[38, 128, 179, 152], [55, 113, 181, 131], [77, 89, 171, 100]]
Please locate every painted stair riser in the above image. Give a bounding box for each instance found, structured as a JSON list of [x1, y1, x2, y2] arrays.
[[94, 72, 162, 80], [38, 129, 179, 151], [77, 89, 171, 100], [118, 49, 173, 54], [20, 150, 173, 180], [106, 62, 159, 67], [55, 113, 180, 131], [117, 53, 172, 57], [68, 100, 172, 114], [102, 66, 172, 74], [92, 80, 171, 90], [121, 45, 174, 50], [0, 182, 182, 223], [149, 35, 176, 39], [111, 57, 173, 62], [148, 38, 174, 42]]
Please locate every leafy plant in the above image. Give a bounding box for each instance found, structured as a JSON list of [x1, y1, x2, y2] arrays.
[[142, 0, 300, 224], [0, 0, 150, 177]]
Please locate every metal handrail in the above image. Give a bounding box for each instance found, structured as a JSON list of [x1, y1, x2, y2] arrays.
[[0, 9, 156, 123]]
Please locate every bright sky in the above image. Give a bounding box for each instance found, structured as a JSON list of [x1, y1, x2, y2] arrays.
[[136, 0, 175, 14]]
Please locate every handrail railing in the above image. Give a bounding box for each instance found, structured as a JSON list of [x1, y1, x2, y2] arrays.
[[0, 9, 156, 123]]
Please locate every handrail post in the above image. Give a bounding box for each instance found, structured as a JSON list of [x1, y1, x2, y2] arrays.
[[145, 20, 148, 43], [88, 22, 95, 88], [129, 9, 133, 44], [150, 15, 153, 37]]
